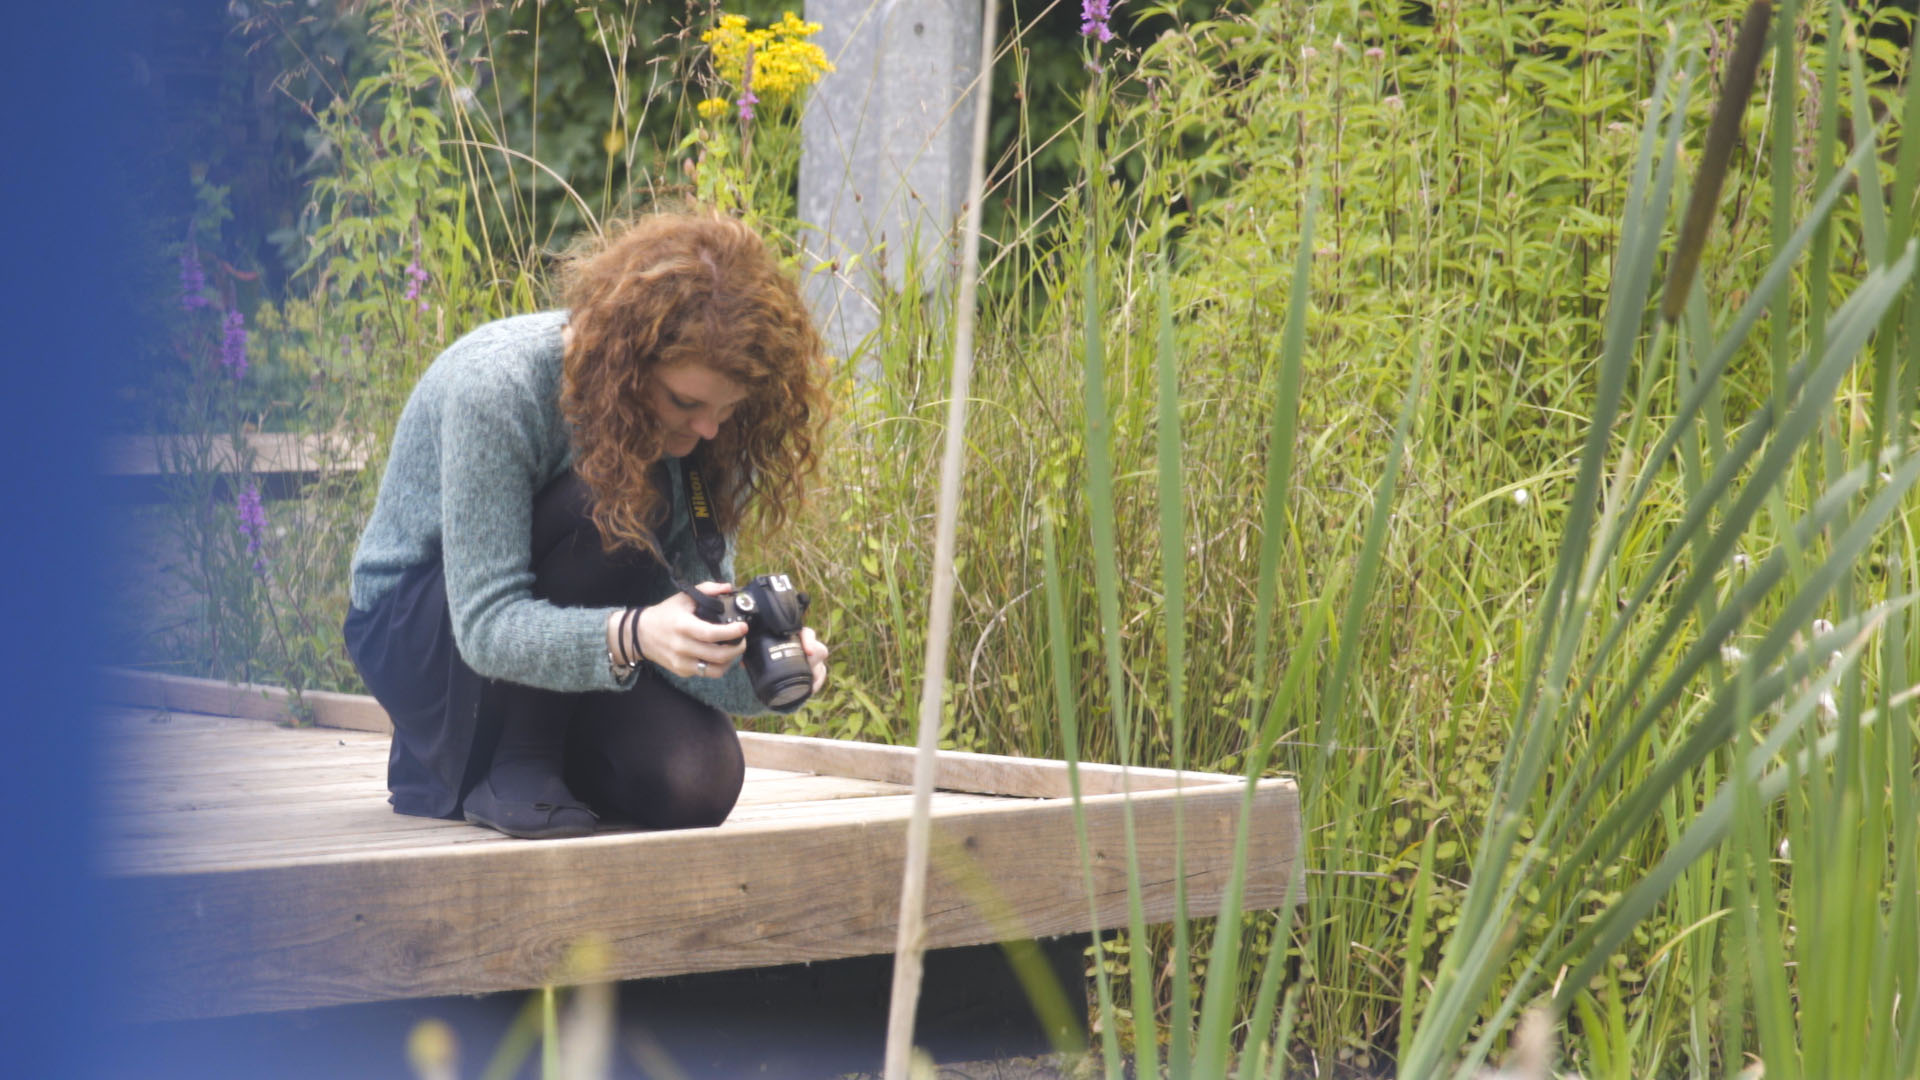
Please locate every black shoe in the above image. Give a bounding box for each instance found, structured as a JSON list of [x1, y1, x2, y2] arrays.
[[462, 775, 598, 839]]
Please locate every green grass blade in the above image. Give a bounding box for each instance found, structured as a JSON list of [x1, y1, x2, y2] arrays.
[[1846, 51, 1890, 270], [1236, 871, 1304, 1080], [1397, 824, 1440, 1062], [1766, 0, 1798, 396], [1888, 25, 1920, 429], [1805, 0, 1845, 365], [1731, 666, 1800, 1080], [1538, 253, 1918, 858], [1153, 256, 1194, 1079], [1042, 520, 1123, 1079], [1250, 187, 1318, 698], [1541, 443, 1920, 909], [1569, 121, 1889, 706], [541, 985, 560, 1080], [1196, 595, 1336, 1077], [1315, 358, 1423, 757], [1551, 615, 1894, 1011], [1416, 62, 1686, 1066], [1264, 983, 1302, 1080], [1073, 82, 1160, 1076], [1863, 580, 1907, 1080], [1512, 44, 1681, 735], [1078, 198, 1130, 772]]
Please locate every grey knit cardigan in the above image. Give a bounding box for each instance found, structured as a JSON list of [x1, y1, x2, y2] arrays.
[[348, 311, 781, 715]]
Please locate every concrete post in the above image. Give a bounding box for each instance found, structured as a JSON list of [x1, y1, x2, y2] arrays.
[[799, 0, 983, 369]]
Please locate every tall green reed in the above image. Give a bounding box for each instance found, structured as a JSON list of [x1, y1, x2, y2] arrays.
[[1012, 1, 1919, 1074], [1393, 5, 1920, 1075]]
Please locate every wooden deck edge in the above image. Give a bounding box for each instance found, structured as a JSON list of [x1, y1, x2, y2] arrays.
[[102, 667, 393, 733], [99, 431, 370, 477], [734, 731, 1245, 798], [108, 778, 1303, 1020], [100, 668, 1269, 800]]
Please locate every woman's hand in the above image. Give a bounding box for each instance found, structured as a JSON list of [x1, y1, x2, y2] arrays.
[[637, 582, 747, 679], [800, 627, 829, 695]]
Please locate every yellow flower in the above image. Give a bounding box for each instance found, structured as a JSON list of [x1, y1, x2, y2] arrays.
[[697, 10, 833, 112], [696, 97, 732, 121], [603, 126, 626, 155]]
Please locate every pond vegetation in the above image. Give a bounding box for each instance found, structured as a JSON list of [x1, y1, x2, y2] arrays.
[[130, 0, 1920, 1074]]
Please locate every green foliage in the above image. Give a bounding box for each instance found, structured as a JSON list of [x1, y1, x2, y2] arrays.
[[140, 1, 516, 703], [135, 0, 1920, 1074], [786, 0, 1920, 1073]]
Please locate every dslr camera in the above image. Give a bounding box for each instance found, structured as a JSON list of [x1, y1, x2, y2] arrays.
[[686, 573, 814, 708]]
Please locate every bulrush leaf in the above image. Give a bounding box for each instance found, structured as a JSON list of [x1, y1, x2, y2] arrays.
[[1152, 258, 1195, 1080], [1197, 187, 1323, 1080], [1250, 189, 1318, 701]]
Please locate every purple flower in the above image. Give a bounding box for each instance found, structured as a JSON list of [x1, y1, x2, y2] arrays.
[[236, 481, 268, 573], [1081, 0, 1117, 42], [403, 257, 430, 312], [179, 247, 209, 311], [737, 52, 759, 122], [221, 309, 248, 380]]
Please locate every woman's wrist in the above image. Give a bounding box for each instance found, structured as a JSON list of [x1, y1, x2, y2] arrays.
[[605, 608, 646, 684], [624, 606, 648, 667]]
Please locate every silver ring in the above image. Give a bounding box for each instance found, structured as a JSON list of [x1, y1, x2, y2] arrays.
[[696, 660, 708, 676]]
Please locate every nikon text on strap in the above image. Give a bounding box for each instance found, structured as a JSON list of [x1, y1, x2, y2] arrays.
[[682, 461, 729, 584]]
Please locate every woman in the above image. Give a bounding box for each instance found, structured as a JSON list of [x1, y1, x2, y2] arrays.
[[343, 211, 830, 840]]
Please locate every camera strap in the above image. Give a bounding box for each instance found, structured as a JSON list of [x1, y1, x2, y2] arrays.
[[680, 460, 729, 584]]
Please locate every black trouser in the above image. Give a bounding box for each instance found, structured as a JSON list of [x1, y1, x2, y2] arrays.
[[344, 470, 745, 828]]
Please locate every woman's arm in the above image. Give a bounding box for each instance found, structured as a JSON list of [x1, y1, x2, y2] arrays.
[[436, 369, 630, 692]]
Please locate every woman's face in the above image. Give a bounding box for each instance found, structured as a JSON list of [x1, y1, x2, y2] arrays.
[[649, 362, 751, 458]]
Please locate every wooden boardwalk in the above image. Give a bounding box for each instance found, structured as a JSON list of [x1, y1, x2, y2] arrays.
[[100, 671, 1301, 1024]]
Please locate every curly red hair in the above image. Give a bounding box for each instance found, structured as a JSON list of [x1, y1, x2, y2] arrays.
[[557, 211, 828, 559]]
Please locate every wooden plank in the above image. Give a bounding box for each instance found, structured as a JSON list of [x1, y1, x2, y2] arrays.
[[100, 719, 390, 749], [105, 794, 1015, 876], [104, 822, 491, 876], [102, 776, 386, 813], [105, 792, 1026, 876], [102, 767, 822, 815], [99, 707, 285, 735], [99, 431, 370, 477], [101, 779, 999, 874], [734, 730, 1243, 799], [104, 777, 1300, 1020], [106, 748, 387, 783], [101, 669, 393, 733], [102, 776, 924, 855], [97, 709, 984, 874], [101, 669, 1252, 798]]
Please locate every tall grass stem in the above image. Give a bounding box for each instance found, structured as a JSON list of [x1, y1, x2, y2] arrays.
[[882, 2, 999, 1075]]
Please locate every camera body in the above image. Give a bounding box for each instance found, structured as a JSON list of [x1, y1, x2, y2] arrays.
[[690, 573, 814, 708]]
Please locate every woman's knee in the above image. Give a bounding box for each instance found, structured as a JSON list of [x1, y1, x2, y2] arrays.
[[645, 717, 745, 828], [577, 692, 744, 828]]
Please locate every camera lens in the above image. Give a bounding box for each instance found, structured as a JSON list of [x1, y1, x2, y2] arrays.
[[762, 673, 812, 709]]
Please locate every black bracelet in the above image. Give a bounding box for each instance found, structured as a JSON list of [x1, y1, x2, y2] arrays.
[[624, 607, 645, 667]]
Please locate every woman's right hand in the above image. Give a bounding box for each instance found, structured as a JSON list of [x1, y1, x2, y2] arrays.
[[635, 581, 748, 679]]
